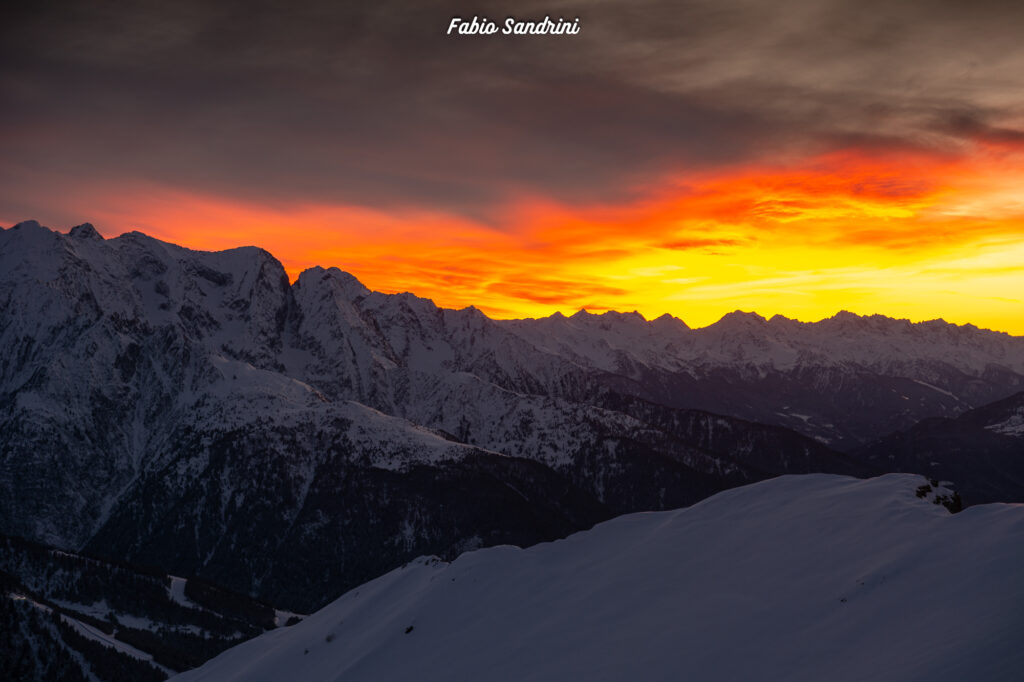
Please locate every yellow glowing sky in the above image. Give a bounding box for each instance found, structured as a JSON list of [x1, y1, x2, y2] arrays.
[[19, 144, 1024, 335]]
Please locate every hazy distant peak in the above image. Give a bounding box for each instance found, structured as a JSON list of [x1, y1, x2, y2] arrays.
[[566, 309, 649, 324], [713, 310, 768, 327], [652, 312, 690, 330]]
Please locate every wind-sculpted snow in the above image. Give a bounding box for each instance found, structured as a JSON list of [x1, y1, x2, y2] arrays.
[[172, 474, 1024, 682]]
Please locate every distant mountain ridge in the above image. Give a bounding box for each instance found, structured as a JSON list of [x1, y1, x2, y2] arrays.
[[2, 219, 1022, 615], [502, 306, 1024, 448]]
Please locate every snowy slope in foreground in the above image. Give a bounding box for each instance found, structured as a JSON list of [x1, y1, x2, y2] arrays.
[[173, 474, 1024, 682]]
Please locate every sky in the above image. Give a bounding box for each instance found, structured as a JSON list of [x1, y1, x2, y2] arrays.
[[3, 0, 1024, 333]]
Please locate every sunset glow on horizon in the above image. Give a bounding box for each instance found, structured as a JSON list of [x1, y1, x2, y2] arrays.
[[4, 0, 1024, 335], [21, 142, 1024, 335]]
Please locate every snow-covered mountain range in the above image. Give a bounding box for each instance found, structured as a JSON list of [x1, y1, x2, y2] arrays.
[[505, 307, 1024, 448], [171, 473, 1024, 682], [2, 220, 1023, 614]]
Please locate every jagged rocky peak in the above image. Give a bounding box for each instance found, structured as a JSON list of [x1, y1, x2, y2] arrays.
[[3, 220, 294, 363], [11, 219, 44, 230], [3, 220, 66, 255], [2, 220, 60, 265], [829, 309, 864, 322], [69, 222, 102, 240], [818, 310, 1004, 340], [708, 310, 769, 329], [918, 317, 959, 330], [122, 230, 289, 291], [454, 304, 489, 325], [297, 266, 371, 299], [607, 309, 647, 322], [604, 309, 643, 319], [652, 312, 690, 330], [567, 308, 647, 325], [766, 313, 803, 330], [362, 288, 445, 324]]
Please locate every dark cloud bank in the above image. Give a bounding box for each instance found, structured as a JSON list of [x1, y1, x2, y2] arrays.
[[3, 0, 1024, 224]]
